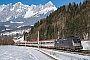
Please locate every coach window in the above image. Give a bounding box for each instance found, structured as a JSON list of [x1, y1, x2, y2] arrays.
[[46, 42, 49, 44], [42, 42, 44, 44]]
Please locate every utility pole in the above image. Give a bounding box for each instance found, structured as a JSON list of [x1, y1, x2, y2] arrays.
[[58, 31, 59, 39], [25, 32, 27, 47], [25, 41, 26, 47], [38, 31, 39, 48], [87, 25, 90, 40]]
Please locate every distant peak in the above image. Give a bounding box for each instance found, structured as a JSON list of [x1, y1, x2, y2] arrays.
[[14, 2, 23, 6], [16, 2, 22, 4], [45, 1, 55, 7], [48, 1, 53, 5]]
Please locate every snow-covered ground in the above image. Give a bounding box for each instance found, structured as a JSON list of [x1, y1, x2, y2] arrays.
[[38, 48, 90, 60], [0, 46, 52, 60], [0, 40, 90, 60], [81, 41, 90, 50]]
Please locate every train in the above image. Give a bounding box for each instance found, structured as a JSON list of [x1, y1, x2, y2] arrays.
[[54, 36, 83, 51], [16, 36, 83, 51]]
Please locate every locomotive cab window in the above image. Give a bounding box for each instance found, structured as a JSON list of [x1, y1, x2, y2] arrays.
[[73, 39, 81, 43], [77, 39, 81, 43]]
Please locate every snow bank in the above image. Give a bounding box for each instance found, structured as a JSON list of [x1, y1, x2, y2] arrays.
[[81, 41, 90, 50]]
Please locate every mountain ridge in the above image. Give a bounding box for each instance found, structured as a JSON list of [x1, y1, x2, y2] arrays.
[[27, 0, 90, 41], [0, 1, 57, 32]]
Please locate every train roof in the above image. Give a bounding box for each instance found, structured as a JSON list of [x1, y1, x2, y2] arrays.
[[39, 39, 54, 42], [58, 36, 80, 40], [29, 39, 55, 43], [59, 38, 67, 40]]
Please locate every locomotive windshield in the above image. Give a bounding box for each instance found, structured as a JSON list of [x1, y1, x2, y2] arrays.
[[73, 38, 81, 43]]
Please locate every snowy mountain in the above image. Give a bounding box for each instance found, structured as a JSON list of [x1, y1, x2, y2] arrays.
[[0, 1, 57, 32]]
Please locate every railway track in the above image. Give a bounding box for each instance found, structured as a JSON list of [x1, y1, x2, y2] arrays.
[[40, 48, 90, 56], [57, 49, 90, 56], [79, 50, 90, 56], [17, 45, 90, 56]]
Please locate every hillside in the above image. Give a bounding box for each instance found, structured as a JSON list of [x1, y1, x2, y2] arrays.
[[26, 0, 90, 41]]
